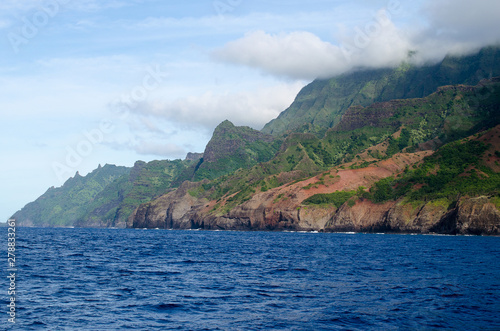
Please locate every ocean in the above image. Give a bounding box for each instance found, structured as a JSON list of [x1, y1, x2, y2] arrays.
[[2, 227, 500, 330]]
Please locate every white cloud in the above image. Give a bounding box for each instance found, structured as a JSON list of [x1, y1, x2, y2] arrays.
[[212, 13, 412, 80], [424, 0, 500, 36], [126, 82, 305, 130], [213, 30, 341, 80], [412, 0, 500, 61]]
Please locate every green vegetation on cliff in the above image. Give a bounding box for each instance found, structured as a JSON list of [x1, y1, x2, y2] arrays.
[[368, 137, 500, 204], [303, 190, 357, 208], [12, 164, 130, 227], [77, 159, 197, 227], [193, 120, 281, 181], [324, 78, 500, 164], [262, 46, 500, 136]]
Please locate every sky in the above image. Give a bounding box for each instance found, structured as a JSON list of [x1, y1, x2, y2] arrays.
[[1, 0, 500, 222]]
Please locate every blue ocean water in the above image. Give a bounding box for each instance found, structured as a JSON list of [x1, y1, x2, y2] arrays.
[[2, 228, 500, 330]]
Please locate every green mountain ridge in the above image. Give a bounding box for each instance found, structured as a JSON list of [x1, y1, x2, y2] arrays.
[[262, 46, 500, 136], [11, 164, 130, 227], [75, 158, 197, 227], [192, 120, 281, 181], [11, 46, 500, 232]]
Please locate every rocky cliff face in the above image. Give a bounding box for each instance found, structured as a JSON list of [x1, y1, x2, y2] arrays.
[[431, 196, 500, 235], [77, 159, 196, 228], [131, 124, 500, 235], [131, 180, 500, 235], [131, 183, 500, 235], [192, 120, 279, 181], [324, 196, 500, 235], [129, 180, 209, 229]]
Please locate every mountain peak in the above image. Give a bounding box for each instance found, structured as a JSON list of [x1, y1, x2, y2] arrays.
[[203, 121, 274, 162], [192, 120, 279, 180], [217, 119, 234, 128]]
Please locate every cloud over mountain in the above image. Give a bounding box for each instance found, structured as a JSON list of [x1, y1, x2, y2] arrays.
[[123, 82, 305, 131], [212, 1, 500, 80]]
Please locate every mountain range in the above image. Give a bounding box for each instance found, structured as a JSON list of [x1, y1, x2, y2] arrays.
[[12, 46, 500, 234]]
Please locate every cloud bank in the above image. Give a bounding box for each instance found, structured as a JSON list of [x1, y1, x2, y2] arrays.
[[122, 82, 305, 131], [213, 16, 410, 80], [212, 1, 500, 80]]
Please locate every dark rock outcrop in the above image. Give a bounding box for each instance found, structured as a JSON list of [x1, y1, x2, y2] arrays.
[[430, 196, 500, 235], [185, 152, 204, 161]]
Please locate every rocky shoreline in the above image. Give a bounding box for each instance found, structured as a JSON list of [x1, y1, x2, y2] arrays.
[[130, 178, 500, 235]]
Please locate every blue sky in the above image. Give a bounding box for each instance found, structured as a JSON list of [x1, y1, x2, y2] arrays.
[[1, 0, 500, 222]]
